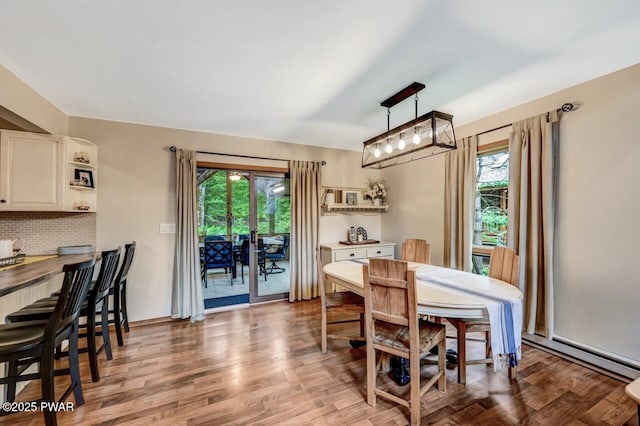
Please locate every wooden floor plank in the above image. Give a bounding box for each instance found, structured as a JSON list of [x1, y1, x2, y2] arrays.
[[1, 300, 636, 425]]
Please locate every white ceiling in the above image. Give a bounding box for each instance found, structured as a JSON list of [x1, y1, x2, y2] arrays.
[[1, 1, 638, 151]]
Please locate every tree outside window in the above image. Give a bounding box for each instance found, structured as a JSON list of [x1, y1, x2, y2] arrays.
[[473, 148, 509, 275], [196, 169, 290, 239]]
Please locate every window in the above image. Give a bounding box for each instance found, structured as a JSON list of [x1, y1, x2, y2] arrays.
[[472, 141, 509, 275]]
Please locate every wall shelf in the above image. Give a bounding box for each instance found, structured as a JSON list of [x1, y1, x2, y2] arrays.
[[322, 203, 388, 213], [321, 186, 389, 215]]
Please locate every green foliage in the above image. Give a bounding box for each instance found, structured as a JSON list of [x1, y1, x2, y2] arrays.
[[197, 170, 290, 237]]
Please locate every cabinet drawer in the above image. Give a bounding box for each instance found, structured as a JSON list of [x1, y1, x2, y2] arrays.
[[366, 246, 395, 258], [334, 248, 366, 261]]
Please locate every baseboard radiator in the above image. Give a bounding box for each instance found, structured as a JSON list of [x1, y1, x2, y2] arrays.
[[523, 334, 640, 381]]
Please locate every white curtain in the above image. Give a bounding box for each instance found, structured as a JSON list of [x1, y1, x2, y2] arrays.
[[508, 111, 559, 337], [289, 160, 322, 301], [171, 149, 204, 322], [444, 136, 478, 271]]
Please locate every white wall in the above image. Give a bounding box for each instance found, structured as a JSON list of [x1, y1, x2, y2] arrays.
[[382, 64, 640, 364], [68, 117, 380, 322]]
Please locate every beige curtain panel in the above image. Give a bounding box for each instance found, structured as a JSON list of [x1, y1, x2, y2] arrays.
[[289, 160, 322, 301], [171, 149, 205, 322], [508, 111, 559, 337], [444, 136, 478, 271]]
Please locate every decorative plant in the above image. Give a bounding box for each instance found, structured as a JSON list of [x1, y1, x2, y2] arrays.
[[363, 179, 388, 203]]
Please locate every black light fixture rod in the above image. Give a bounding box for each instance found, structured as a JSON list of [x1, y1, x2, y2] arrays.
[[387, 108, 391, 132], [474, 102, 576, 137], [168, 146, 326, 165]]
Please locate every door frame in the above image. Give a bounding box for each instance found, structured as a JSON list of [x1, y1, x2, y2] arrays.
[[197, 162, 290, 305]]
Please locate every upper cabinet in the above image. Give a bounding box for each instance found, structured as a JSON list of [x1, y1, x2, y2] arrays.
[[0, 130, 64, 211], [0, 130, 97, 212]]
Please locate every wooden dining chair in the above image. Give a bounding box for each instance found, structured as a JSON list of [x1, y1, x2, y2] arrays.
[[363, 258, 446, 426], [317, 247, 365, 353], [401, 239, 431, 264], [446, 246, 520, 384]]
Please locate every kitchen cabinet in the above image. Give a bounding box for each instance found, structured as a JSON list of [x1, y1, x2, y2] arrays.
[[0, 130, 64, 210], [0, 130, 98, 212]]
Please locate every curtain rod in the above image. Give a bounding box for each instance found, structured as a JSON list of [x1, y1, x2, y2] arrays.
[[475, 102, 576, 137], [168, 146, 326, 165]]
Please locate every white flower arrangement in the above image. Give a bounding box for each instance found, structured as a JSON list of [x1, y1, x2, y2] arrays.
[[363, 179, 388, 203]]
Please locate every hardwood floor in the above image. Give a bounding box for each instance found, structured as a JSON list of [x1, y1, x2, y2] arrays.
[[2, 300, 637, 425]]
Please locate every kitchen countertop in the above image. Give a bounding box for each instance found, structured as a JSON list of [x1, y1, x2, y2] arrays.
[[0, 253, 98, 297]]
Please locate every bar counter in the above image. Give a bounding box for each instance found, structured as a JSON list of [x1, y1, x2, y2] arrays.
[[0, 253, 98, 297]]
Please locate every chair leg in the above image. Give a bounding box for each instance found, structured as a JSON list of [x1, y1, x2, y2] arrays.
[[68, 324, 85, 405], [321, 304, 328, 353], [121, 282, 129, 333], [114, 294, 124, 347], [40, 347, 57, 426], [4, 360, 18, 402], [410, 347, 421, 426], [437, 337, 446, 392], [508, 365, 517, 380], [366, 340, 377, 407], [101, 302, 113, 361], [456, 321, 467, 385], [87, 311, 100, 382]]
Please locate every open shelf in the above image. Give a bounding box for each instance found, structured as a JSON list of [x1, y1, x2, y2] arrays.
[[68, 161, 96, 169], [321, 186, 389, 215], [322, 203, 388, 213]]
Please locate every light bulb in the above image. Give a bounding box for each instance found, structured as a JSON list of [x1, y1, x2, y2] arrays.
[[398, 135, 405, 150], [412, 132, 421, 145], [373, 147, 381, 158], [385, 142, 393, 154]]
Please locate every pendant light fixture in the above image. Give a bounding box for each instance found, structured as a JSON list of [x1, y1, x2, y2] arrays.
[[361, 82, 457, 169]]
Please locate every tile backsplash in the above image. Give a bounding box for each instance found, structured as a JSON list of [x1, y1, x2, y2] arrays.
[[0, 212, 96, 255]]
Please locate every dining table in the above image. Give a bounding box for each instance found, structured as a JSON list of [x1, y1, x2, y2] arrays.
[[322, 259, 523, 383]]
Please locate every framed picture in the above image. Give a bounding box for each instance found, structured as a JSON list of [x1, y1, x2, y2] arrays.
[[74, 169, 94, 188], [345, 192, 358, 206]]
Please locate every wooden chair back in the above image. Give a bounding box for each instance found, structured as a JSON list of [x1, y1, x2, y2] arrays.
[[114, 241, 136, 290], [92, 248, 121, 302], [46, 259, 96, 337], [401, 239, 431, 264], [488, 246, 520, 286], [363, 259, 416, 329]]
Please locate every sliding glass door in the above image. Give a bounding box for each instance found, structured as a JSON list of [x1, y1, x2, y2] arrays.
[[197, 167, 290, 308], [250, 173, 290, 303]]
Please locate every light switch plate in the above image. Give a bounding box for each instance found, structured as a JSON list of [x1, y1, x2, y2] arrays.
[[160, 223, 176, 234]]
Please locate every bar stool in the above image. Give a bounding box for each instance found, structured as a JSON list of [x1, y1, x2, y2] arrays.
[[6, 249, 122, 382], [0, 258, 95, 426], [111, 242, 136, 346]]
